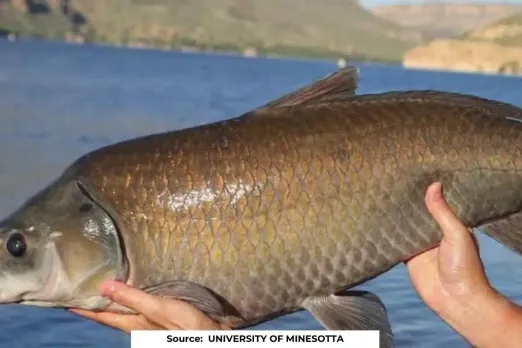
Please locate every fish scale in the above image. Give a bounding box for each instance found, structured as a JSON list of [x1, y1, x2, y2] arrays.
[[2, 68, 522, 348]]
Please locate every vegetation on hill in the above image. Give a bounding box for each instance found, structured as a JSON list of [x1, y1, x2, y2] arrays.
[[372, 4, 522, 38], [0, 0, 427, 62], [0, 0, 91, 39], [459, 13, 522, 47], [403, 13, 522, 76]]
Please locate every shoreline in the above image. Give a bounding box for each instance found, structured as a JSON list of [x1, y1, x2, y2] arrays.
[[402, 64, 522, 79], [0, 32, 401, 66], [5, 35, 521, 79]]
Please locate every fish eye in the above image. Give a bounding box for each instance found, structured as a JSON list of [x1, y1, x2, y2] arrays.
[[79, 203, 93, 213], [6, 233, 27, 258]]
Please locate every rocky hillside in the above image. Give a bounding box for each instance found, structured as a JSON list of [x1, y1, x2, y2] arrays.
[[403, 13, 522, 76], [462, 12, 522, 46], [372, 4, 522, 38], [0, 0, 429, 62]]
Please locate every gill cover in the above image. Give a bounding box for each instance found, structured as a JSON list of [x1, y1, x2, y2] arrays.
[[0, 176, 124, 309]]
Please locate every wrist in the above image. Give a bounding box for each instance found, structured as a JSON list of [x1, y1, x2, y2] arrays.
[[439, 288, 522, 348]]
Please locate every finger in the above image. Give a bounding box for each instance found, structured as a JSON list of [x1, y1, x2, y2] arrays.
[[405, 246, 438, 272], [471, 230, 480, 254], [405, 247, 439, 298], [99, 281, 220, 330], [99, 281, 166, 322], [425, 182, 470, 243], [68, 309, 171, 333], [69, 308, 123, 325]]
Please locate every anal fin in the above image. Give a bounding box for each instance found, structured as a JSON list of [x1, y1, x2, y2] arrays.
[[302, 290, 394, 348]]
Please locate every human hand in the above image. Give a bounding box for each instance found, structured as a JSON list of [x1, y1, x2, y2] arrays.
[[69, 280, 230, 333], [406, 182, 522, 347], [406, 181, 491, 314]]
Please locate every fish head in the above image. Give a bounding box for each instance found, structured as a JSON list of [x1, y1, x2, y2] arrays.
[[0, 177, 125, 310]]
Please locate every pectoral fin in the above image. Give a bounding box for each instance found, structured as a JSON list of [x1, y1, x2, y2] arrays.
[[142, 281, 243, 325], [302, 290, 394, 348]]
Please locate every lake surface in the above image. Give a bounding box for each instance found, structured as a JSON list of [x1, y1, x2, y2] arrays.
[[1, 39, 522, 348]]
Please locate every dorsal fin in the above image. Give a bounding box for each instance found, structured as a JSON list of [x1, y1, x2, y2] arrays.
[[260, 67, 359, 109]]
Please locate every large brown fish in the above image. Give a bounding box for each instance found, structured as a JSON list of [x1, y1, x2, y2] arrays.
[[1, 67, 522, 348]]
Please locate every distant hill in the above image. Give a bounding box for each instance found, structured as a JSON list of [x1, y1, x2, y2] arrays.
[[461, 12, 522, 46], [372, 4, 522, 38], [0, 0, 428, 62], [403, 13, 522, 76]]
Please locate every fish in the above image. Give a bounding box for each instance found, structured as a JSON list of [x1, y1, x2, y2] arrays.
[[2, 67, 522, 348]]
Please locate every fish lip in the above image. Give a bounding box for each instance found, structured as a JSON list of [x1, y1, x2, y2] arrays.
[[75, 179, 130, 285]]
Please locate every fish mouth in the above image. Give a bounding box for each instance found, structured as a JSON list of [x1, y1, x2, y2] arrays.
[[14, 238, 117, 309], [76, 180, 131, 287]]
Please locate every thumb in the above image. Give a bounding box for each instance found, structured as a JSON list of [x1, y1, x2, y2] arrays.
[[425, 182, 470, 244]]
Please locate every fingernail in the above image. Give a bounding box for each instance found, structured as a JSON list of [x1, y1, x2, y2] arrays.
[[431, 182, 443, 201], [99, 280, 120, 297]]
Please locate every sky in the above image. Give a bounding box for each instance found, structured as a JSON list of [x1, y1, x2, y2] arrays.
[[360, 0, 522, 8]]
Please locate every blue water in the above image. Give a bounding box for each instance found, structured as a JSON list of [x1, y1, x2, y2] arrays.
[[1, 39, 522, 347]]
